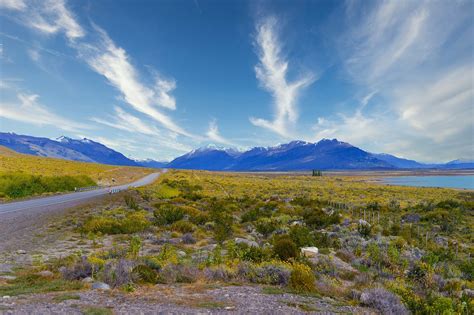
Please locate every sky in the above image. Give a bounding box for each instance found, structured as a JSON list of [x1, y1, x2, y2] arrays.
[[0, 0, 472, 162]]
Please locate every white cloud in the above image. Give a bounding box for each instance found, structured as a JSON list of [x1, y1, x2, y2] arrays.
[[396, 66, 473, 143], [91, 106, 161, 136], [313, 65, 473, 162], [0, 0, 26, 10], [313, 0, 474, 162], [76, 25, 192, 137], [0, 93, 90, 132], [27, 0, 84, 40], [206, 119, 234, 146], [250, 16, 315, 138]]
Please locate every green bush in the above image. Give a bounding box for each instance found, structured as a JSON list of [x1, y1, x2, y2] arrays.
[[226, 242, 273, 263], [0, 172, 95, 198], [153, 204, 185, 225], [171, 220, 196, 233], [357, 221, 372, 238], [82, 211, 150, 234], [289, 225, 315, 248], [273, 236, 298, 261], [255, 217, 278, 236], [302, 208, 340, 229], [289, 263, 316, 292], [132, 264, 157, 284]]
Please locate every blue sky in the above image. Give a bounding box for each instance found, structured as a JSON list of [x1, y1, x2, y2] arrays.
[[0, 0, 472, 162]]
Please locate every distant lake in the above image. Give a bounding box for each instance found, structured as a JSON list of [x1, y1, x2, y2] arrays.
[[382, 175, 474, 190]]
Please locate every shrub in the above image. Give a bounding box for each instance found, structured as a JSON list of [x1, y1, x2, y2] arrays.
[[124, 195, 139, 210], [357, 221, 372, 238], [171, 220, 196, 233], [273, 236, 298, 261], [359, 288, 409, 315], [302, 208, 341, 229], [60, 256, 92, 280], [0, 173, 95, 198], [128, 236, 142, 259], [427, 295, 454, 315], [158, 263, 199, 283], [226, 242, 273, 263], [255, 217, 278, 236], [204, 265, 236, 282], [101, 259, 135, 287], [210, 210, 233, 243], [132, 264, 157, 284], [181, 233, 196, 244], [238, 262, 292, 285], [82, 211, 150, 235], [153, 204, 184, 225], [289, 225, 315, 248], [289, 263, 316, 292]]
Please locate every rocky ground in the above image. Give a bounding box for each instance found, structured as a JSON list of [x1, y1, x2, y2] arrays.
[[0, 284, 373, 314], [0, 196, 377, 314]]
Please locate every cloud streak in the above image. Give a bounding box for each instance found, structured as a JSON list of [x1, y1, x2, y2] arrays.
[[0, 93, 90, 132], [206, 119, 234, 146], [75, 26, 192, 137], [250, 16, 315, 138]]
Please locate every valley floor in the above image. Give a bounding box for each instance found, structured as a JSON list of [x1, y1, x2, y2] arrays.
[[0, 170, 472, 314]]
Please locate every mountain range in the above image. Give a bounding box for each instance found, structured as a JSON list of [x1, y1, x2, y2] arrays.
[[1, 132, 472, 170]]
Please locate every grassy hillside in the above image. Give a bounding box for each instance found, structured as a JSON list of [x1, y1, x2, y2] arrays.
[[3, 169, 471, 313], [0, 146, 153, 199]]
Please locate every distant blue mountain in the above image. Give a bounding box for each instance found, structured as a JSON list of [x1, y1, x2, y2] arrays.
[[135, 159, 168, 168], [370, 153, 426, 169], [1, 132, 472, 171], [0, 132, 138, 166], [168, 139, 474, 171], [168, 139, 395, 170]]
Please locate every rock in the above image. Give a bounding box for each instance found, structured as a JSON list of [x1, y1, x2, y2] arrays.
[[330, 255, 357, 273], [37, 270, 54, 277], [92, 282, 110, 290], [234, 237, 259, 248], [2, 295, 10, 299], [301, 247, 319, 257], [82, 277, 93, 283], [290, 220, 303, 226], [0, 275, 16, 281], [177, 250, 187, 258], [16, 250, 26, 255]]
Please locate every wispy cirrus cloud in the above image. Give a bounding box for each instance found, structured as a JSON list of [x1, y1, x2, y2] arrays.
[[250, 16, 315, 138], [91, 106, 161, 136], [3, 0, 85, 40], [0, 0, 26, 10], [2, 0, 197, 142], [75, 26, 192, 137], [206, 119, 234, 146], [0, 93, 89, 132], [314, 0, 473, 162]]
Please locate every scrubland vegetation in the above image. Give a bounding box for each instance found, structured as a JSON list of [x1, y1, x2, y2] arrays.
[[2, 170, 473, 313], [0, 146, 152, 199]]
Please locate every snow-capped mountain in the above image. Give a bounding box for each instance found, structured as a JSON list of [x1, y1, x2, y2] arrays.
[[0, 132, 138, 166]]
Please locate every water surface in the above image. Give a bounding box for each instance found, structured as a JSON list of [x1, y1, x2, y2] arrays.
[[382, 175, 474, 190]]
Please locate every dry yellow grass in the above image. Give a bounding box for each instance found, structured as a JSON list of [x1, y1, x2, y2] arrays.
[[0, 146, 153, 186]]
